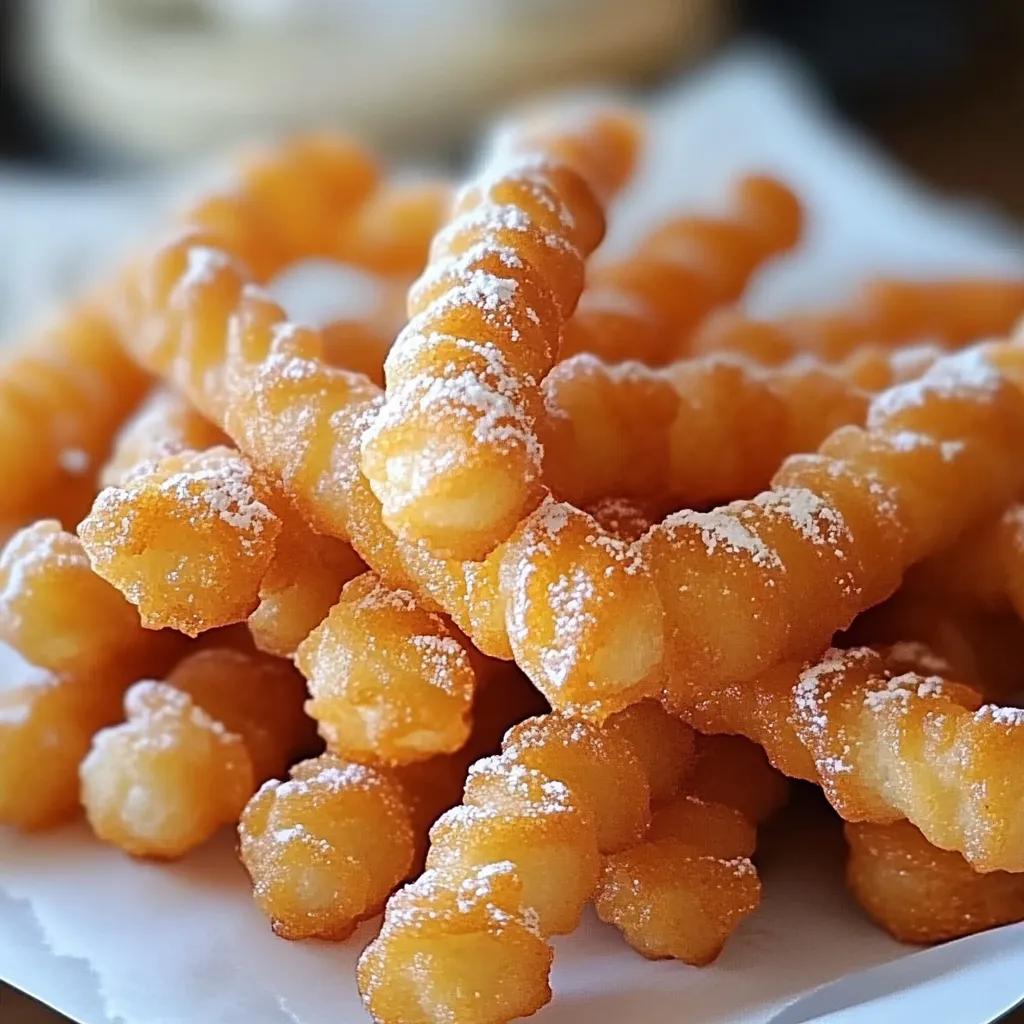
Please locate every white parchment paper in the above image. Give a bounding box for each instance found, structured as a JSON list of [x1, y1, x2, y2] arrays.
[[2, 42, 1023, 1024]]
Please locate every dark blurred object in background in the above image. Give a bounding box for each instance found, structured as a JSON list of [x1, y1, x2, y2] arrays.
[[748, 0, 1024, 219], [748, 0, 966, 97], [0, 2, 60, 164]]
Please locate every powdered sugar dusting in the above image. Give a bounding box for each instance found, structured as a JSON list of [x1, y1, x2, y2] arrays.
[[539, 566, 596, 689], [408, 242, 525, 310], [793, 648, 854, 734], [863, 673, 947, 709], [887, 342, 943, 381], [974, 704, 1024, 726], [159, 454, 274, 534], [867, 345, 1002, 427], [408, 633, 471, 697], [665, 509, 782, 568], [535, 500, 572, 538], [352, 579, 418, 614], [750, 488, 846, 552], [0, 522, 92, 616], [172, 246, 234, 307], [274, 760, 385, 801]]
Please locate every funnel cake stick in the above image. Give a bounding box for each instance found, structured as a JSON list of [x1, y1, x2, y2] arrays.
[[80, 647, 314, 858], [845, 819, 1024, 943], [542, 341, 939, 511], [562, 175, 803, 364], [686, 645, 1024, 873], [0, 521, 183, 829], [694, 276, 1024, 365], [361, 107, 643, 560], [0, 302, 149, 528]]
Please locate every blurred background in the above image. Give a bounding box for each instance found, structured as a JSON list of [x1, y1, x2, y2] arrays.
[[2, 0, 1024, 341], [0, 0, 1021, 340], [2, 0, 1023, 209], [1, 0, 1023, 337]]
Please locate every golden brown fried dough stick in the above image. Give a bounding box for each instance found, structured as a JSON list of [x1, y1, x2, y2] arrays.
[[0, 302, 149, 527], [0, 521, 160, 677], [296, 572, 477, 765], [695, 277, 1024, 363], [687, 645, 1024, 872], [562, 174, 803, 364], [360, 702, 699, 1021], [81, 647, 313, 859], [81, 446, 282, 636], [846, 819, 1024, 943], [82, 389, 365, 645], [240, 753, 416, 940], [361, 107, 642, 560], [542, 342, 937, 511], [0, 521, 182, 829]]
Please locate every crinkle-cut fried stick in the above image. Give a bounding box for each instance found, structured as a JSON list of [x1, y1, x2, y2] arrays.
[[694, 276, 1024, 365], [240, 753, 417, 941], [358, 704, 701, 1023], [845, 819, 1024, 944], [561, 174, 803, 365], [118, 150, 1024, 711], [114, 139, 460, 576], [500, 340, 1024, 715], [595, 802, 760, 966], [862, 277, 1024, 348], [465, 506, 759, 968], [188, 162, 447, 385], [80, 646, 315, 858], [610, 340, 1024, 715], [542, 341, 939, 512], [360, 106, 644, 561], [238, 664, 545, 942], [295, 571, 479, 766], [121, 136, 443, 424], [403, 339, 935, 656], [595, 676, 783, 965], [247, 510, 366, 658], [0, 520, 175, 678], [89, 373, 487, 767], [110, 114, 625, 593], [333, 177, 453, 278], [0, 659, 127, 830], [686, 644, 1024, 873], [88, 391, 292, 637], [594, 718, 779, 966], [81, 437, 283, 637], [79, 388, 365, 648], [177, 134, 445, 281], [0, 521, 183, 829], [0, 301, 149, 529]]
